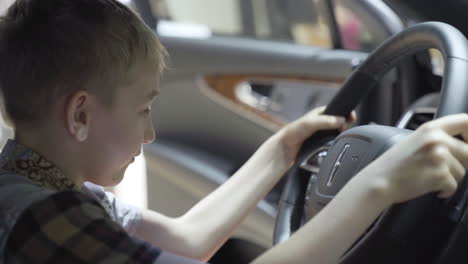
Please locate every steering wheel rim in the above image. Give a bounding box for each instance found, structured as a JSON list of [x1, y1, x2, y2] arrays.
[[274, 21, 468, 262]]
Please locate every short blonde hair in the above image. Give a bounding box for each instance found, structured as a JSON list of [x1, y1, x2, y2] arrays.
[[0, 0, 167, 127]]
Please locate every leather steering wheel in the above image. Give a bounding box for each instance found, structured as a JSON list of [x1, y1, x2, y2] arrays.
[[274, 22, 468, 263]]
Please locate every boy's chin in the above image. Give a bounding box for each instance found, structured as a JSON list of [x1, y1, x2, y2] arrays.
[[93, 170, 126, 187], [110, 169, 127, 185], [94, 161, 133, 187]]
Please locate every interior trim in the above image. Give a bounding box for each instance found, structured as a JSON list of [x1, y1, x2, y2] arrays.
[[396, 107, 436, 129], [201, 74, 342, 131]]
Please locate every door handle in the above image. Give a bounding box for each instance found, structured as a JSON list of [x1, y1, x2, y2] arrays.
[[235, 81, 276, 111]]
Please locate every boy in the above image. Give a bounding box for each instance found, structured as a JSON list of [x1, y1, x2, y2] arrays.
[[0, 0, 467, 263]]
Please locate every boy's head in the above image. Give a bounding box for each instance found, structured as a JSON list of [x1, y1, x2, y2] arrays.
[[0, 0, 166, 186], [0, 0, 166, 127]]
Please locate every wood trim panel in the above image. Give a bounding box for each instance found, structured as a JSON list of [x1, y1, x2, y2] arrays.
[[202, 74, 343, 130]]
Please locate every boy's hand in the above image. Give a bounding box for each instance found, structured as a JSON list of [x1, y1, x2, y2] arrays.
[[275, 106, 356, 165], [357, 113, 468, 204]]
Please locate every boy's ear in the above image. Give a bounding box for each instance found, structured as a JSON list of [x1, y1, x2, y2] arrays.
[[65, 91, 92, 142]]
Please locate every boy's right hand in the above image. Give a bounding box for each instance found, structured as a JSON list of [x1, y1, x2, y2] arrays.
[[356, 113, 468, 204]]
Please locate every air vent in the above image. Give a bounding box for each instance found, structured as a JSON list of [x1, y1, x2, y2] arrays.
[[396, 108, 436, 130]]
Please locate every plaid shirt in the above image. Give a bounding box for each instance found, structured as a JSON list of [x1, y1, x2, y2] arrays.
[[5, 191, 161, 263], [0, 140, 203, 264]]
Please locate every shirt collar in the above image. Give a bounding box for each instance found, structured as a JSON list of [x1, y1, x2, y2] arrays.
[[0, 139, 79, 191]]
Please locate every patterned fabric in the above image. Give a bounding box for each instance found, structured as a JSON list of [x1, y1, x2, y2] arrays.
[[0, 140, 78, 191], [0, 140, 143, 235], [0, 140, 205, 264], [0, 173, 55, 262], [5, 191, 161, 264]]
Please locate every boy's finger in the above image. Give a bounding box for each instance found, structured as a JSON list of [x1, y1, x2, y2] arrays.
[[341, 111, 357, 131], [348, 111, 357, 122], [306, 115, 346, 131], [303, 106, 355, 132], [437, 175, 458, 199], [309, 106, 326, 115], [427, 114, 468, 139], [445, 150, 466, 182], [445, 135, 468, 167]]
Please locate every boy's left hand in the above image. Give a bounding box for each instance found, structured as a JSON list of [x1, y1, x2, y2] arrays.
[[275, 106, 356, 166]]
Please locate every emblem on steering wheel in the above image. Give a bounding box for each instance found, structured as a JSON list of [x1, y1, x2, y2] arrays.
[[327, 144, 350, 187]]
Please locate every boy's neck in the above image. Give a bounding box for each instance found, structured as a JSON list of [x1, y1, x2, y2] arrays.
[[14, 128, 86, 187]]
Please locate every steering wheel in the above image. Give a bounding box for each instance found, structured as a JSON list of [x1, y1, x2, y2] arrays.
[[274, 22, 468, 263]]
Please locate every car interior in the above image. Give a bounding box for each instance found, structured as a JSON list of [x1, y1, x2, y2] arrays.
[[124, 1, 449, 262], [2, 0, 468, 263], [119, 0, 467, 263]]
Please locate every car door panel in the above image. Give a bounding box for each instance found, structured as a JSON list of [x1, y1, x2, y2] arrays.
[[144, 140, 276, 248], [155, 36, 366, 161]]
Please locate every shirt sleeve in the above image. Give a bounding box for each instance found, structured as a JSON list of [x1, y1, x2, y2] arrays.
[[4, 191, 204, 264], [82, 181, 142, 235]]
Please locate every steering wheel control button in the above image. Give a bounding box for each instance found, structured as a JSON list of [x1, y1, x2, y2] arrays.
[[327, 144, 350, 187], [299, 147, 328, 174]]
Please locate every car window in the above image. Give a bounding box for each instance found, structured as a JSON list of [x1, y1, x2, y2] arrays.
[[0, 0, 15, 149], [148, 0, 334, 48], [0, 0, 13, 14], [333, 0, 388, 52]]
